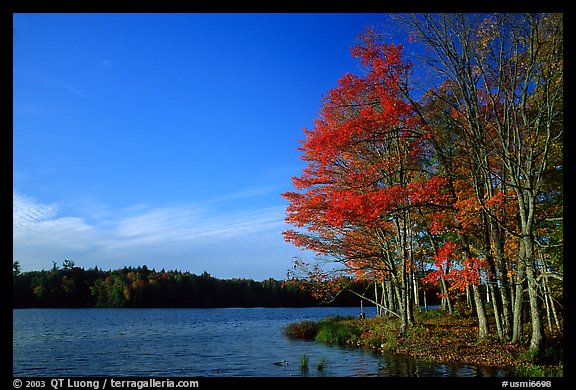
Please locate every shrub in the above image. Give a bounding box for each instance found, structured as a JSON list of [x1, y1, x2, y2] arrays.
[[315, 316, 360, 345], [283, 320, 318, 340], [415, 307, 445, 320]]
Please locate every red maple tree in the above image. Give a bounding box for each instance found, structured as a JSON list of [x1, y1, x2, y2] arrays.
[[282, 28, 454, 331]]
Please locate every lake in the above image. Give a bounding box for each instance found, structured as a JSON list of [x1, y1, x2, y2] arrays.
[[13, 307, 513, 377]]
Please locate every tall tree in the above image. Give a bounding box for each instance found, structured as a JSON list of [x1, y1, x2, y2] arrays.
[[398, 13, 563, 357], [283, 29, 453, 334]]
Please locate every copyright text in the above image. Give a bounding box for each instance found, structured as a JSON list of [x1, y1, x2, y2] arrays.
[[12, 379, 199, 390]]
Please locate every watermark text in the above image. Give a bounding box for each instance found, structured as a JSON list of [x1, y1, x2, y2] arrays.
[[13, 378, 199, 390], [502, 381, 552, 388]]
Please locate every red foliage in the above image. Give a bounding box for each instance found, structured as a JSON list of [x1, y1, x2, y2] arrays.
[[282, 28, 457, 291], [422, 241, 485, 295]]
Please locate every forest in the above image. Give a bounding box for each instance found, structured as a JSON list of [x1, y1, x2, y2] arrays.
[[282, 13, 563, 361], [12, 14, 563, 365], [12, 260, 409, 308]]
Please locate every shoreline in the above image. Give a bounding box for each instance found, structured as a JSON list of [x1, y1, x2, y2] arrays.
[[283, 309, 564, 377]]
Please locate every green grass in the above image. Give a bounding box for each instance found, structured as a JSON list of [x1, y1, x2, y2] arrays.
[[283, 312, 563, 376], [299, 354, 309, 372], [513, 363, 563, 377], [316, 355, 326, 371], [314, 316, 360, 345]]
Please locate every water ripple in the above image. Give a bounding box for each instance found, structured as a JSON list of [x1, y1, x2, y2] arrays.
[[13, 308, 512, 377]]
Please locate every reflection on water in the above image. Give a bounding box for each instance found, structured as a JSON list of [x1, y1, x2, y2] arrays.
[[13, 308, 513, 377], [375, 351, 509, 377]]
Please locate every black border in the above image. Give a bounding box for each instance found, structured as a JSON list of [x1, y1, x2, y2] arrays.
[[5, 2, 571, 388]]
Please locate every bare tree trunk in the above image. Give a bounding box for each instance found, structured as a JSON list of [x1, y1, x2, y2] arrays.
[[380, 281, 387, 316], [543, 276, 552, 332], [491, 223, 513, 341], [549, 284, 561, 332], [522, 234, 545, 358], [439, 277, 453, 314], [544, 275, 561, 332], [413, 271, 420, 308], [472, 284, 489, 338], [455, 225, 489, 338], [374, 282, 380, 316], [384, 279, 396, 316], [509, 273, 516, 316], [422, 281, 428, 310], [399, 13, 562, 357], [488, 283, 503, 340], [512, 245, 526, 344]]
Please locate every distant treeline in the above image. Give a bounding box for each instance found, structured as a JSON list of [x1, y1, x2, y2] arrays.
[[12, 260, 384, 308]]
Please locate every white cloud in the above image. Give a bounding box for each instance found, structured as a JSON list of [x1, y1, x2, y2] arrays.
[[44, 77, 85, 96], [12, 191, 299, 279], [98, 59, 113, 70], [13, 192, 57, 235], [13, 193, 96, 247]]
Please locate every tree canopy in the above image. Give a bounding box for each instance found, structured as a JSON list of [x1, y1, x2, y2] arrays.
[[282, 13, 562, 359], [12, 260, 395, 308]]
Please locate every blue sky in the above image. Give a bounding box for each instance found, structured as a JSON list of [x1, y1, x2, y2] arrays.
[[13, 13, 408, 280]]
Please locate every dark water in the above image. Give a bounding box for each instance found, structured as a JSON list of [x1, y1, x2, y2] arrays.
[[13, 307, 512, 377]]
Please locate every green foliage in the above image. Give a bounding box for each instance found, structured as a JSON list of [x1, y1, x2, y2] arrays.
[[286, 307, 563, 373], [516, 342, 563, 367], [315, 316, 360, 345], [415, 308, 445, 320], [513, 363, 563, 377], [13, 260, 21, 277], [14, 262, 383, 308], [12, 262, 328, 308]]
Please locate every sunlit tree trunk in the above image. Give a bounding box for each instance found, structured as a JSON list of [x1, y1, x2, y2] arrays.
[[455, 226, 489, 338], [400, 13, 562, 358], [512, 245, 526, 343], [472, 284, 489, 338]]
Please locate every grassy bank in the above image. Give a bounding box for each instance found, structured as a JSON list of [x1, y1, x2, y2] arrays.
[[283, 309, 563, 377]]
